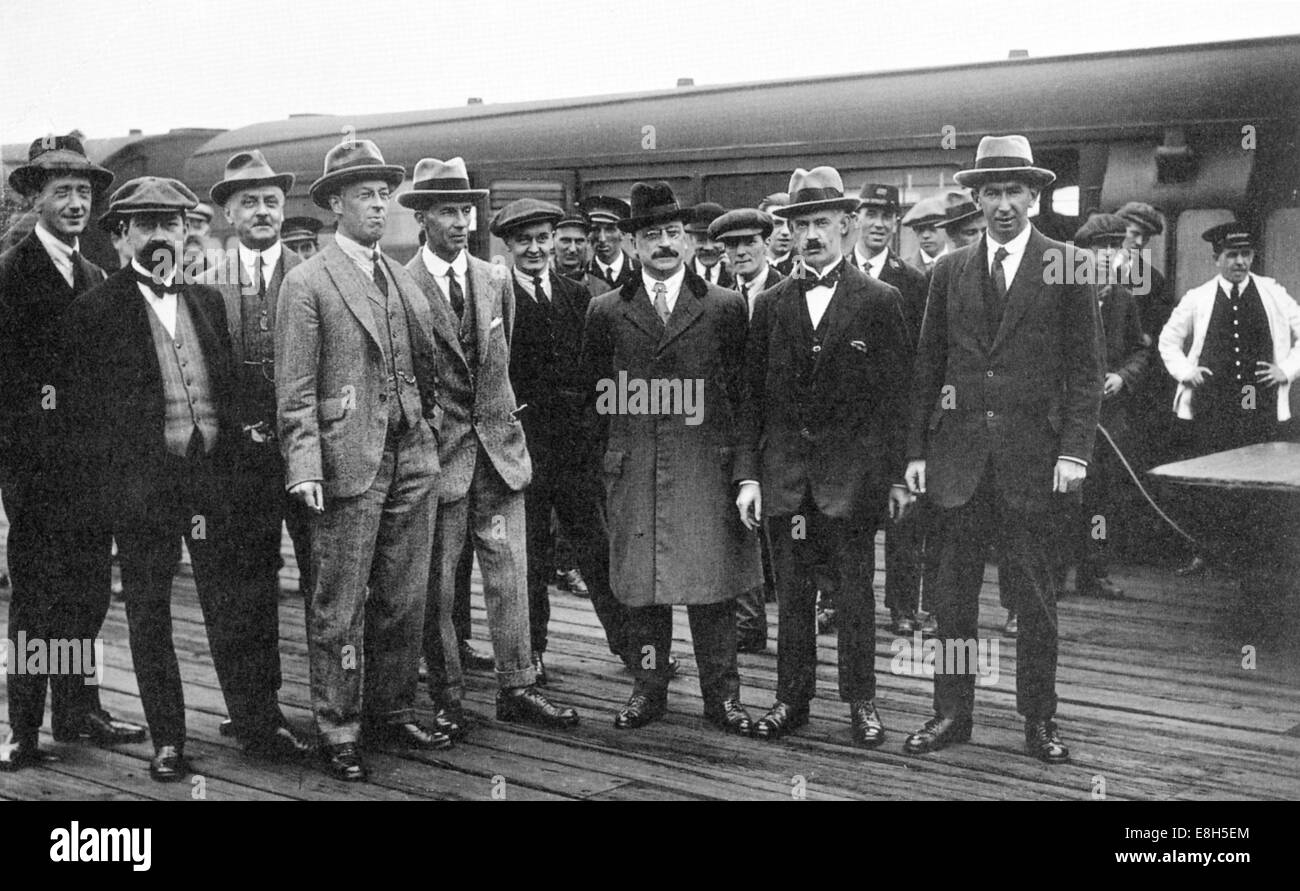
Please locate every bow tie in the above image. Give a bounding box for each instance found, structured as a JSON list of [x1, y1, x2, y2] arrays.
[[801, 262, 842, 289], [135, 272, 182, 295]]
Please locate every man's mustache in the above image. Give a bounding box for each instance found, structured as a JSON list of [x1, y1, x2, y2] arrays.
[[652, 248, 679, 259], [804, 239, 825, 252]]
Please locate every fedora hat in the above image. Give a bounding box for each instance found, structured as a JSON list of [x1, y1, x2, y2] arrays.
[[954, 135, 1056, 189], [941, 200, 983, 229], [309, 139, 405, 209], [97, 176, 199, 230], [9, 134, 113, 197], [396, 157, 488, 209], [617, 182, 689, 233], [771, 167, 860, 217], [210, 149, 295, 206]]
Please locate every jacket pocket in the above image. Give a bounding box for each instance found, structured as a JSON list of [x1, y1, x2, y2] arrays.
[[319, 396, 348, 423]]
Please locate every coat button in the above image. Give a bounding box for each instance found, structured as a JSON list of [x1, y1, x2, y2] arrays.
[[812, 345, 821, 353], [986, 410, 994, 418], [987, 370, 994, 377], [379, 393, 388, 402]]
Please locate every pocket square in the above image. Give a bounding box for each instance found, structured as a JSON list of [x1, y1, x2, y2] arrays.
[[490, 317, 503, 329], [850, 340, 868, 353]]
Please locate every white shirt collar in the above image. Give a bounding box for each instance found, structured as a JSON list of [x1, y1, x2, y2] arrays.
[[423, 245, 467, 280], [736, 262, 770, 290], [987, 225, 1031, 264], [513, 265, 551, 301], [132, 259, 179, 336], [334, 230, 382, 273], [642, 265, 686, 313], [1215, 273, 1253, 294], [597, 251, 624, 279], [238, 240, 282, 279], [34, 222, 78, 286], [854, 245, 888, 278]]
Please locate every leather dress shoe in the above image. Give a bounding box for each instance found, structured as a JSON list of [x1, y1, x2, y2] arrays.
[[903, 714, 973, 755], [432, 705, 469, 742], [54, 710, 147, 745], [0, 737, 60, 772], [459, 641, 496, 672], [736, 635, 767, 654], [752, 701, 810, 740], [703, 697, 753, 736], [1175, 554, 1208, 577], [613, 692, 666, 729], [1025, 718, 1070, 763], [321, 742, 368, 782], [532, 652, 549, 686], [244, 724, 312, 760], [849, 700, 885, 748], [1002, 612, 1018, 636], [496, 686, 580, 728], [149, 745, 188, 783], [891, 611, 917, 635], [366, 721, 452, 751], [919, 613, 939, 637], [1078, 578, 1125, 599]]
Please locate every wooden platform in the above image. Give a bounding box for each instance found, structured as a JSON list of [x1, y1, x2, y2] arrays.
[[3, 518, 1299, 801]]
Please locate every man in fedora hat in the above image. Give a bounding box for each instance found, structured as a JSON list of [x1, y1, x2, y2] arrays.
[[903, 135, 1104, 763], [489, 198, 631, 684], [0, 134, 146, 772], [400, 158, 580, 735], [685, 202, 734, 288], [553, 206, 590, 282], [942, 199, 987, 250], [201, 150, 315, 742], [734, 167, 912, 746], [758, 192, 796, 277], [277, 139, 450, 782], [582, 180, 760, 734], [59, 175, 303, 780], [579, 195, 635, 294], [282, 216, 324, 259]]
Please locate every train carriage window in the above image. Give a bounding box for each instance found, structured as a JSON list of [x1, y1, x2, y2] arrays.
[[1174, 209, 1234, 300], [489, 180, 566, 212], [1264, 208, 1300, 298]]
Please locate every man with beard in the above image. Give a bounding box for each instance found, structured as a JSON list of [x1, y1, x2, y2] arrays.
[[758, 192, 796, 277], [580, 195, 635, 294], [685, 202, 734, 288], [583, 181, 760, 734], [553, 206, 590, 283], [735, 167, 912, 745], [0, 135, 146, 772]]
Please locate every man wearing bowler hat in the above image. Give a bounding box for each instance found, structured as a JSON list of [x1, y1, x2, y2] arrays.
[[582, 181, 760, 734], [580, 195, 635, 294], [401, 159, 580, 734], [734, 167, 913, 745], [277, 139, 450, 783], [685, 202, 734, 288], [0, 135, 146, 772], [202, 150, 315, 740], [903, 135, 1104, 763], [282, 216, 324, 259]]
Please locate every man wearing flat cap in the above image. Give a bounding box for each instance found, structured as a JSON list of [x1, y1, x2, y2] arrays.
[[277, 139, 449, 782], [489, 197, 630, 684], [582, 180, 760, 734], [734, 166, 912, 746], [282, 216, 324, 259], [201, 150, 315, 742], [904, 135, 1104, 763], [685, 202, 734, 288], [401, 159, 580, 734], [902, 195, 956, 275], [758, 193, 796, 277], [553, 206, 590, 283], [0, 135, 147, 772], [580, 195, 636, 295]]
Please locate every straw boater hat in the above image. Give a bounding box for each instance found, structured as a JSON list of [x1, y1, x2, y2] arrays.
[[396, 157, 489, 209], [953, 135, 1056, 189], [9, 134, 113, 197], [309, 139, 405, 209], [770, 167, 860, 217], [616, 182, 690, 233], [97, 176, 200, 231], [210, 149, 295, 206]]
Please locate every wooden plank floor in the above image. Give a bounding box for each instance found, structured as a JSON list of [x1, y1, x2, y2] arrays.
[[2, 513, 1299, 801]]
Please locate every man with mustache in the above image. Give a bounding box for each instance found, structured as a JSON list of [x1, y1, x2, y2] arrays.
[[401, 160, 580, 735], [581, 196, 635, 294], [735, 167, 912, 745], [904, 135, 1104, 763], [277, 140, 449, 782], [0, 135, 146, 772], [758, 193, 796, 277], [685, 202, 734, 288], [552, 206, 590, 283], [583, 181, 760, 734]]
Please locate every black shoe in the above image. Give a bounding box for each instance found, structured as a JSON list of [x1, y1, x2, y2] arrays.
[[1025, 718, 1070, 763], [703, 697, 753, 736], [891, 611, 917, 635], [149, 745, 188, 783], [736, 635, 767, 654], [53, 710, 147, 745], [849, 700, 885, 748], [919, 613, 939, 637], [752, 701, 810, 741], [903, 714, 973, 755], [613, 692, 666, 729], [244, 723, 312, 760], [532, 652, 549, 687], [321, 742, 368, 782], [0, 737, 60, 772], [496, 686, 579, 729], [432, 705, 469, 742], [1002, 612, 1018, 636], [365, 721, 452, 751], [1175, 555, 1208, 577], [459, 641, 496, 672], [557, 568, 588, 596]]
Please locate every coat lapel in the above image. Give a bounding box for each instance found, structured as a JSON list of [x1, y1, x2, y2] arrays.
[[658, 270, 706, 352], [813, 264, 859, 377], [991, 228, 1045, 352], [408, 255, 467, 366], [619, 282, 667, 345], [961, 236, 991, 351], [469, 260, 499, 368], [322, 244, 385, 354]]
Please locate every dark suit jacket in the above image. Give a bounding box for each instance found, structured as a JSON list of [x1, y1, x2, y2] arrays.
[[509, 269, 595, 440], [735, 265, 784, 319], [907, 227, 1104, 512], [870, 249, 928, 347], [0, 232, 106, 479], [584, 254, 637, 297], [61, 268, 240, 523], [1097, 282, 1149, 435], [735, 261, 911, 523]]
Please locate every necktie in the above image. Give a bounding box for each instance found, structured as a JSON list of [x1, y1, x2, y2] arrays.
[[803, 263, 842, 289], [252, 252, 265, 298], [987, 246, 1009, 336], [447, 270, 465, 317], [1230, 282, 1240, 301], [71, 250, 87, 293], [133, 270, 181, 295], [371, 251, 389, 297], [532, 274, 549, 305], [653, 282, 670, 325]]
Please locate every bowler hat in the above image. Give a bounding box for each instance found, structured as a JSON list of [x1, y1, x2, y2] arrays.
[[9, 134, 113, 197], [210, 149, 295, 206], [1202, 221, 1255, 255], [97, 176, 199, 230], [708, 208, 773, 241], [771, 167, 860, 217], [309, 139, 405, 209], [685, 202, 726, 233], [490, 198, 564, 238], [617, 182, 689, 233], [953, 135, 1056, 189], [1116, 201, 1164, 236], [396, 157, 488, 209]]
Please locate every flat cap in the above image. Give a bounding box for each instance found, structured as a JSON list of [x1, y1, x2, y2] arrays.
[[1073, 213, 1128, 247], [902, 195, 951, 228], [1116, 201, 1164, 236], [489, 197, 564, 237], [708, 208, 773, 240], [99, 176, 199, 229]]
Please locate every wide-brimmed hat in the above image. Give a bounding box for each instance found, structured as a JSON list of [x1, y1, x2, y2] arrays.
[[309, 139, 405, 209], [396, 157, 488, 209], [210, 149, 295, 206], [9, 134, 113, 197], [97, 176, 199, 230], [953, 135, 1056, 189], [1202, 221, 1255, 255], [1073, 213, 1128, 247], [685, 202, 726, 234], [282, 216, 323, 244], [1116, 201, 1164, 236], [489, 198, 564, 238], [617, 182, 690, 233], [941, 200, 983, 229], [579, 195, 631, 226], [771, 167, 860, 217]]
